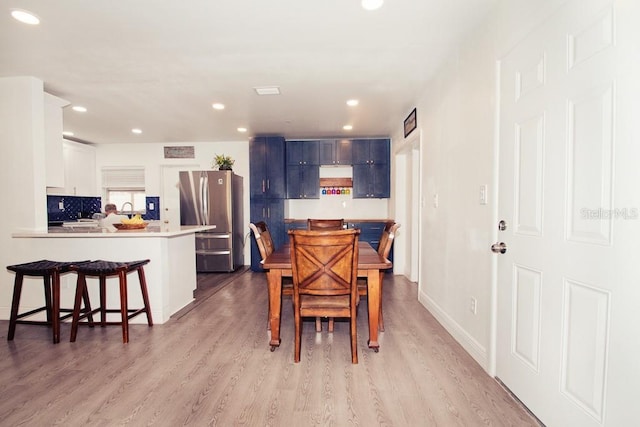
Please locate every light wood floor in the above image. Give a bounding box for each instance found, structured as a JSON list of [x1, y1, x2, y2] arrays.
[[0, 270, 540, 426]]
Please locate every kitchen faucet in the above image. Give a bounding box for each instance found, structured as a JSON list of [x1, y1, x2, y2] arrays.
[[120, 202, 134, 213]]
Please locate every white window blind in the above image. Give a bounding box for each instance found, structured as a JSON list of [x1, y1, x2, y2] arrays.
[[102, 167, 145, 189]]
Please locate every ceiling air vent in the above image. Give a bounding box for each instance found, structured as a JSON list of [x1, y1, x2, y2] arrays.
[[254, 86, 280, 96]]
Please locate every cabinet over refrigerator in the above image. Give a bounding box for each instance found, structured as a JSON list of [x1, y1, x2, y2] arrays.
[[179, 171, 244, 272]]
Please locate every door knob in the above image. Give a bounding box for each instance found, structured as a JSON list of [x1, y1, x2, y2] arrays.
[[491, 242, 507, 254]]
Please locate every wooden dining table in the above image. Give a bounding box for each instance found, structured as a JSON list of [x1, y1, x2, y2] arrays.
[[262, 241, 392, 352]]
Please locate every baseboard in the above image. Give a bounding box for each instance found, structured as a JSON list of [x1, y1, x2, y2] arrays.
[[418, 288, 488, 372]]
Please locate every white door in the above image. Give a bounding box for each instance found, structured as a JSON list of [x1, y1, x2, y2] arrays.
[[161, 165, 194, 227], [394, 130, 420, 282], [496, 1, 640, 426]]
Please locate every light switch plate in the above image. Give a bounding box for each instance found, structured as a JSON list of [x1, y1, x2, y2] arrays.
[[479, 185, 488, 205]]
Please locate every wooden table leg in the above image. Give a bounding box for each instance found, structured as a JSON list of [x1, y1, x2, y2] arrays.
[[267, 269, 282, 350], [367, 269, 381, 351]]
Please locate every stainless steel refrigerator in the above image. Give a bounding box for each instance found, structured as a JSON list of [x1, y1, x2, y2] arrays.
[[179, 170, 244, 272]]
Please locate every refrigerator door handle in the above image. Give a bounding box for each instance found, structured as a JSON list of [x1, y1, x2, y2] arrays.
[[200, 172, 209, 225]]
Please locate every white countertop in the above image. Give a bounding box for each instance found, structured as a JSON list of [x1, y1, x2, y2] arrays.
[[13, 223, 216, 238]]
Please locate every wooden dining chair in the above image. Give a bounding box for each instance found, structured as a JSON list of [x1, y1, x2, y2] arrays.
[[306, 219, 346, 331], [307, 218, 344, 231], [357, 221, 400, 331], [289, 229, 361, 363], [250, 222, 293, 330]]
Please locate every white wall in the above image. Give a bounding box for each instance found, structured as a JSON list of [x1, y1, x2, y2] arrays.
[[0, 77, 52, 318], [398, 0, 570, 371]]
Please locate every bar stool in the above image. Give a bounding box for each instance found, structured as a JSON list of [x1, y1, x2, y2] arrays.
[[70, 260, 153, 343], [6, 260, 92, 343]]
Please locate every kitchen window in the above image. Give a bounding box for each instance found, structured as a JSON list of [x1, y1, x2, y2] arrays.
[[102, 167, 146, 213]]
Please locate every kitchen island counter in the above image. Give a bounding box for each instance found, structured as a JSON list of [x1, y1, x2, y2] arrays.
[[7, 224, 214, 325], [14, 223, 213, 238]]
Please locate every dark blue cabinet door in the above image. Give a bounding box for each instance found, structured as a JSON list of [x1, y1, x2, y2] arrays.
[[351, 138, 390, 198], [335, 139, 352, 165], [249, 138, 267, 198], [320, 139, 352, 165], [250, 136, 285, 199], [319, 140, 336, 165], [368, 139, 390, 164], [351, 139, 371, 164], [287, 140, 319, 165], [352, 163, 390, 198], [352, 139, 389, 164], [286, 164, 319, 199]]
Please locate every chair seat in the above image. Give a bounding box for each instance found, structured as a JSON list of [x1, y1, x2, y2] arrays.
[[7, 259, 83, 275], [72, 260, 149, 275], [300, 294, 351, 310]]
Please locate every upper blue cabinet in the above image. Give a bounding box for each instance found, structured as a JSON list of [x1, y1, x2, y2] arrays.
[[249, 136, 286, 199], [286, 140, 320, 199], [351, 139, 390, 198], [282, 138, 390, 199], [319, 139, 352, 165], [286, 140, 320, 165], [351, 139, 389, 165]]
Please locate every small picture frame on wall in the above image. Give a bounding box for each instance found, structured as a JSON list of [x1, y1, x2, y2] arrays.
[[404, 108, 417, 138]]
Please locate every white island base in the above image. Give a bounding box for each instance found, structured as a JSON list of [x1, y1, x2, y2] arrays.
[[8, 225, 213, 324]]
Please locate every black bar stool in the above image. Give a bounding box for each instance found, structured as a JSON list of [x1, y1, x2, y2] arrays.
[[6, 260, 92, 343], [70, 260, 153, 343]]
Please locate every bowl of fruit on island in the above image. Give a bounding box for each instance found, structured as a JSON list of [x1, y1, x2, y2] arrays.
[[113, 214, 148, 230]]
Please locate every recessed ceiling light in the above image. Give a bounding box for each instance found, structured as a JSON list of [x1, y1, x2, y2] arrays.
[[131, 128, 142, 134], [343, 125, 353, 131], [361, 0, 383, 11], [11, 9, 40, 25], [72, 106, 87, 113], [62, 131, 74, 137], [237, 127, 247, 133], [254, 86, 281, 96], [212, 103, 225, 110], [346, 99, 359, 107]]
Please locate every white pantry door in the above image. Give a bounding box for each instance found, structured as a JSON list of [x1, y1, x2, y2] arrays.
[[495, 0, 640, 426], [161, 165, 194, 227]]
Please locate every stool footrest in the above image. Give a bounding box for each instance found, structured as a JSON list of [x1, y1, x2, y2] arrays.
[[14, 306, 48, 320]]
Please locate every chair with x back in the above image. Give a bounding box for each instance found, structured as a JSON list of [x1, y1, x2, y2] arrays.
[[357, 221, 400, 331], [307, 218, 344, 231], [289, 229, 361, 363]]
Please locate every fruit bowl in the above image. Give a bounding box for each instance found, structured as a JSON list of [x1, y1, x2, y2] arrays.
[[113, 222, 148, 230]]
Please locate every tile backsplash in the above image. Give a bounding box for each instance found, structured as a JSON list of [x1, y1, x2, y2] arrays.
[[47, 196, 160, 222]]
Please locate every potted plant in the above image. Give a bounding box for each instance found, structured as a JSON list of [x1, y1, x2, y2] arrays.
[[213, 153, 235, 171]]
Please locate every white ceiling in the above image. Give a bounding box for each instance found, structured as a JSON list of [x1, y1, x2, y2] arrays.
[[0, 0, 498, 144]]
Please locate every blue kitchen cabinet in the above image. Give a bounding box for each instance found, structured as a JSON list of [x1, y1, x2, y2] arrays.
[[352, 139, 389, 165], [352, 163, 390, 198], [351, 139, 390, 198], [250, 136, 286, 199], [319, 139, 352, 165], [286, 140, 319, 165], [286, 140, 320, 199], [286, 164, 320, 199], [250, 136, 286, 271]]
